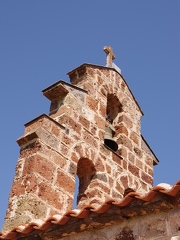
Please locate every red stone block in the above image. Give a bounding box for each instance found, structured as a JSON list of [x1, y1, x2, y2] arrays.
[[130, 131, 140, 145], [117, 135, 133, 151], [86, 95, 98, 112], [95, 157, 105, 172], [70, 152, 79, 163], [118, 115, 133, 128], [141, 171, 153, 185], [94, 114, 106, 129], [58, 114, 82, 135], [119, 175, 129, 189], [115, 182, 124, 194], [22, 154, 56, 182], [10, 179, 25, 198], [89, 181, 110, 195], [51, 150, 67, 169], [136, 158, 143, 170], [56, 170, 75, 194], [115, 123, 129, 137], [128, 162, 140, 178], [97, 76, 103, 84], [38, 182, 64, 210], [61, 133, 74, 147], [128, 152, 135, 163], [99, 103, 106, 118], [19, 140, 47, 158], [79, 115, 90, 130], [82, 130, 98, 148]]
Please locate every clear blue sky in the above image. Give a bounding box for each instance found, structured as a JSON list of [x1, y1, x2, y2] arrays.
[[0, 1, 180, 231]]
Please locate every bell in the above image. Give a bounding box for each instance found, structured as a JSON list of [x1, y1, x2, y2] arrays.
[[104, 126, 118, 152]]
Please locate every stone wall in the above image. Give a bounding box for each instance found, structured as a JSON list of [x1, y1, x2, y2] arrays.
[[58, 208, 180, 240], [2, 64, 158, 232]]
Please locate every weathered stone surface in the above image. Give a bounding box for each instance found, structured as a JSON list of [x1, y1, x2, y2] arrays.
[[3, 62, 159, 233]]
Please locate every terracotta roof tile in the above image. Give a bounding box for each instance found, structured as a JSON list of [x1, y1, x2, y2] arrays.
[[0, 180, 180, 240]]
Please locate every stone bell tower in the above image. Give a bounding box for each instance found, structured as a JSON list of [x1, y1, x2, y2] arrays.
[[2, 47, 158, 232]]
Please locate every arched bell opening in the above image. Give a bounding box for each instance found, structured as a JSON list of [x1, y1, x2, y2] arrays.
[[106, 94, 122, 122], [104, 94, 123, 152]]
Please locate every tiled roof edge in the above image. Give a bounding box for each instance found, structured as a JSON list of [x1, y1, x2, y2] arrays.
[[0, 180, 180, 239]]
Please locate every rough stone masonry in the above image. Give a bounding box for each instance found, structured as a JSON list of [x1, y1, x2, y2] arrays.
[[2, 47, 158, 232]]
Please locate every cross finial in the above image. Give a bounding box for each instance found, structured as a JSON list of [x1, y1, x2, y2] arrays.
[[103, 46, 116, 66]]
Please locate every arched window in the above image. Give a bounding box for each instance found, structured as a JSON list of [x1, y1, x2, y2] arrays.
[[73, 158, 96, 207]]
